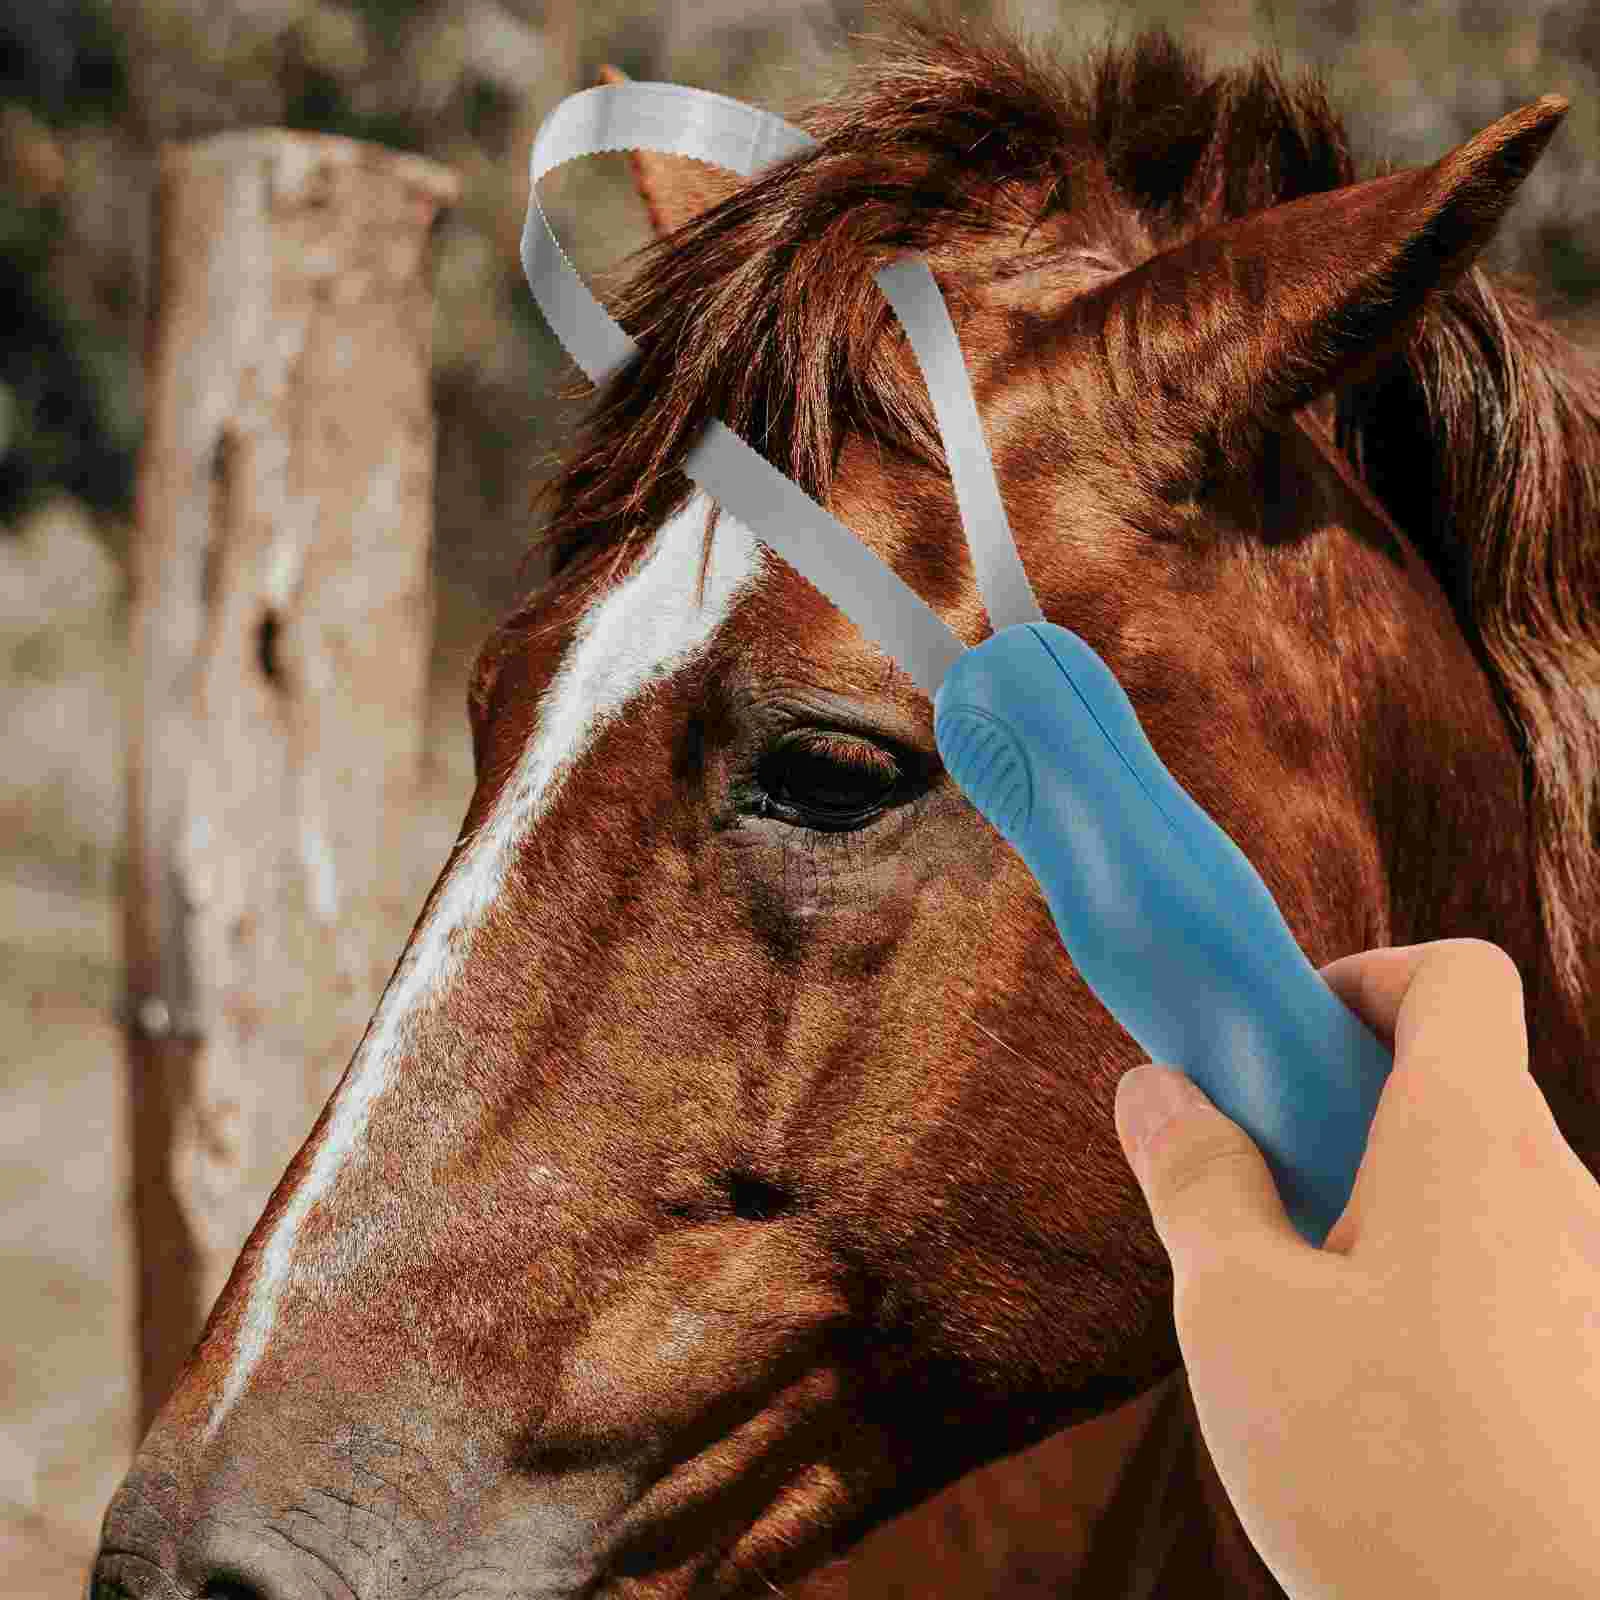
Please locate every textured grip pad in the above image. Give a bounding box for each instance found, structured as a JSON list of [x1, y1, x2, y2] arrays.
[[932, 707, 1033, 838]]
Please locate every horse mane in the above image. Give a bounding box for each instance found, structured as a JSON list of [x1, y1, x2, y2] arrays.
[[1335, 270, 1600, 1019], [522, 0, 1600, 1018]]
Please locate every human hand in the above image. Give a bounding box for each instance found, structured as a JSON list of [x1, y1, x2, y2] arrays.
[[1114, 939, 1600, 1598]]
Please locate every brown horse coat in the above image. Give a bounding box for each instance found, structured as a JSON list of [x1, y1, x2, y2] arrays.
[[95, 10, 1600, 1598]]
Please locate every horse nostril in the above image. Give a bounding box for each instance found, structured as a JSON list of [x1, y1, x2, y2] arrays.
[[202, 1583, 270, 1600]]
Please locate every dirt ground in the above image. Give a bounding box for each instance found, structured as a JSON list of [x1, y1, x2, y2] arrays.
[[0, 495, 488, 1596]]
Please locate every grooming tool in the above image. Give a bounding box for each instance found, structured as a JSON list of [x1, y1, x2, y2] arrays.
[[522, 80, 1393, 1248]]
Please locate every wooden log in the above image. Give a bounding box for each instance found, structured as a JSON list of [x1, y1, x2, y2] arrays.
[[123, 131, 459, 1434]]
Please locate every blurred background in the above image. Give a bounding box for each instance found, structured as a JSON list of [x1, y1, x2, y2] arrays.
[[2, 0, 1597, 1592]]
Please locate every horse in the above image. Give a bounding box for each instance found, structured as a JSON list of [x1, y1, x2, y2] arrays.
[[93, 8, 1600, 1597]]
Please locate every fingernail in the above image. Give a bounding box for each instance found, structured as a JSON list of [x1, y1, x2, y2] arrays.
[[1117, 1065, 1196, 1155]]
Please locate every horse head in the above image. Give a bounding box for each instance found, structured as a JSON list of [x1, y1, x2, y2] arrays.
[[94, 14, 1600, 1599]]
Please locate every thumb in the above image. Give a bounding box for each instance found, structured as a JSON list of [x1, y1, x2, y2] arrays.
[[1115, 1063, 1305, 1265]]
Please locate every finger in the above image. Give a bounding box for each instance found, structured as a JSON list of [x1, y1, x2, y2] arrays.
[[1389, 937, 1529, 1104], [1119, 1065, 1308, 1274], [1322, 938, 1527, 1084], [1319, 940, 1530, 1238], [1316, 942, 1436, 1051]]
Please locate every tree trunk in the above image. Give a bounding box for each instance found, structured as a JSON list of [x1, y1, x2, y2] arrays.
[[123, 130, 459, 1436]]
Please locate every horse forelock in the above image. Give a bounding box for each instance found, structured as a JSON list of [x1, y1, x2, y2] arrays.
[[527, 5, 1359, 598]]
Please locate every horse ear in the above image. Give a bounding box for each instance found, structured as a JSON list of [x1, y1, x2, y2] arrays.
[[596, 65, 746, 239], [1104, 95, 1568, 451]]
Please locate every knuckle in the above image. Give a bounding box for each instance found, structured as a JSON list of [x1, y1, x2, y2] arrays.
[[1157, 1132, 1260, 1202], [1444, 937, 1523, 992]]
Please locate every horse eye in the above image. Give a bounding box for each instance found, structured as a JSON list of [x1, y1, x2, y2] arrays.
[[759, 733, 901, 824]]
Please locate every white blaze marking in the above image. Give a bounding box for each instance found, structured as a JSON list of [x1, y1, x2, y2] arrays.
[[205, 493, 766, 1441]]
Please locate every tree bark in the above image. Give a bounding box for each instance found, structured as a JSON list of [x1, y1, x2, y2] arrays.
[[123, 130, 458, 1436]]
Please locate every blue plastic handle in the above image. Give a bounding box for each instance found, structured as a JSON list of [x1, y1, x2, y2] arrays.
[[933, 622, 1393, 1248]]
